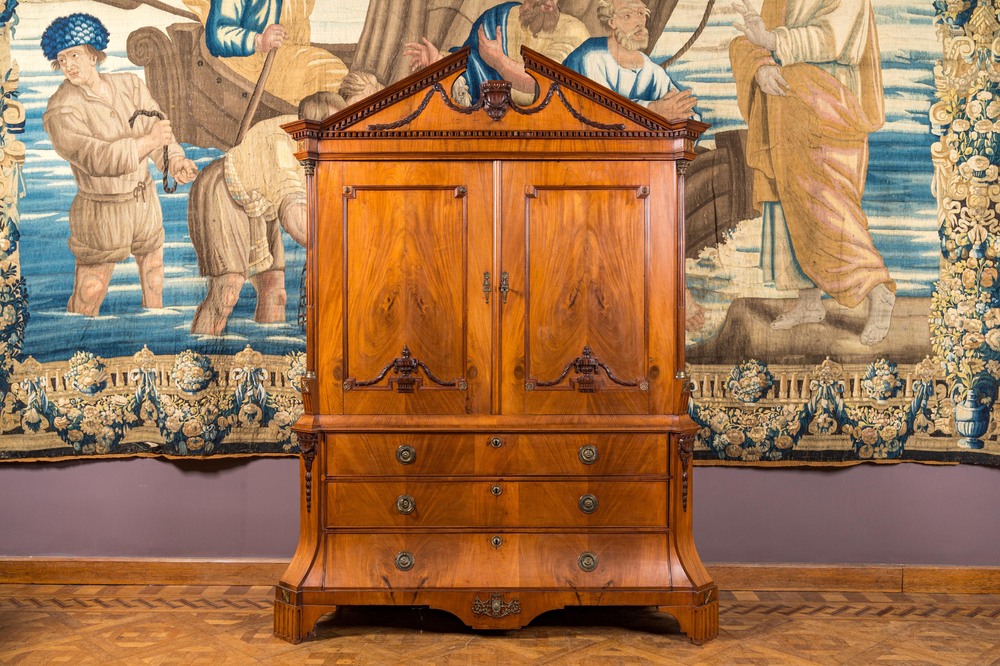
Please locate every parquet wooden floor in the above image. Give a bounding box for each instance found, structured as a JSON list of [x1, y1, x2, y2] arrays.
[[2, 584, 1000, 664]]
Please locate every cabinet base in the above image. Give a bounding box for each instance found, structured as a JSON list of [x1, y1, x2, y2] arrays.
[[273, 585, 718, 644]]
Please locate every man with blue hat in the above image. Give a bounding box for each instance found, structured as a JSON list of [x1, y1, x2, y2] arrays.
[[41, 13, 198, 317]]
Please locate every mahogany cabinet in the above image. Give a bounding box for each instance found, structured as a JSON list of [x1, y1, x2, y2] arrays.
[[276, 48, 718, 644]]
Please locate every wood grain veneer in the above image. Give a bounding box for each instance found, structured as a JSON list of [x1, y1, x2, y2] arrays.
[[278, 48, 716, 645], [325, 432, 668, 476]]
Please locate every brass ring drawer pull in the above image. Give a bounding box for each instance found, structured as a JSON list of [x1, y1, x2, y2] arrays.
[[578, 444, 599, 465], [578, 552, 599, 572], [489, 436, 503, 448], [394, 551, 415, 571], [396, 494, 416, 515], [395, 445, 416, 465], [490, 484, 503, 496], [578, 494, 599, 514]]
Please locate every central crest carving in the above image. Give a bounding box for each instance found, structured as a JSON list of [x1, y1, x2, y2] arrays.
[[479, 80, 513, 121]]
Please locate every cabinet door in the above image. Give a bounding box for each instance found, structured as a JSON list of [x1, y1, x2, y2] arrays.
[[499, 162, 680, 415], [317, 162, 493, 415]]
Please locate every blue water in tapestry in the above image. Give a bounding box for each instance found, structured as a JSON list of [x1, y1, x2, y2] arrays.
[[11, 0, 940, 364], [13, 42, 306, 364]]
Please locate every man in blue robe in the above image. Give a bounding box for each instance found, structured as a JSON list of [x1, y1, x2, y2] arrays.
[[405, 0, 588, 106], [564, 0, 697, 120], [200, 0, 346, 106], [205, 0, 287, 58]]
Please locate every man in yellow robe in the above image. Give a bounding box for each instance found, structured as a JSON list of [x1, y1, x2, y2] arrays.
[[731, 0, 895, 345]]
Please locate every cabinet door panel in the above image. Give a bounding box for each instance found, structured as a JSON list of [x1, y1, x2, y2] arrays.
[[320, 162, 492, 415], [501, 162, 657, 415]]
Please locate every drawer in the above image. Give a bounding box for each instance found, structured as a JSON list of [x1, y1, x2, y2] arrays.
[[325, 480, 666, 528], [323, 533, 670, 589], [326, 432, 666, 476]]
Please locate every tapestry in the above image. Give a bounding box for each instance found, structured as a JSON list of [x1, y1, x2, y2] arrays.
[[0, 0, 998, 466]]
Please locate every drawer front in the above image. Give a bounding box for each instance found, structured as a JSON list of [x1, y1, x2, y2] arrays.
[[326, 433, 666, 476], [325, 480, 666, 528], [323, 533, 670, 589], [327, 433, 477, 476]]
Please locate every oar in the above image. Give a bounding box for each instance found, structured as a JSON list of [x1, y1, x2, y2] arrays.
[[90, 0, 200, 23], [234, 0, 284, 146], [236, 48, 276, 144]]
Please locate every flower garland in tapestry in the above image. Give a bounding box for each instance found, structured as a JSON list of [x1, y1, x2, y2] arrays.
[[0, 1, 306, 460], [0, 0, 27, 423], [13, 347, 303, 455], [688, 0, 1000, 464], [689, 358, 942, 463], [929, 0, 1000, 448]]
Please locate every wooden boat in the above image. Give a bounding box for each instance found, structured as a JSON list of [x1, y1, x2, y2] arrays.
[[129, 23, 301, 150], [685, 130, 753, 258], [126, 1, 754, 255]]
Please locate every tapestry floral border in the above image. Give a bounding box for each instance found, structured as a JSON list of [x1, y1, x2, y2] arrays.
[[8, 3, 1000, 465], [2, 346, 304, 460], [689, 358, 1000, 466]]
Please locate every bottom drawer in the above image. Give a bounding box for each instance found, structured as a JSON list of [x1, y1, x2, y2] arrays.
[[323, 533, 670, 589]]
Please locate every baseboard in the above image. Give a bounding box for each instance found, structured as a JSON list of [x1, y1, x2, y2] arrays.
[[711, 564, 1000, 594], [1, 558, 998, 594], [710, 563, 903, 592], [0, 557, 289, 586]]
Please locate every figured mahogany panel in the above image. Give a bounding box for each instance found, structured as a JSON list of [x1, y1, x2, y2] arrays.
[[324, 162, 493, 416], [500, 162, 654, 416], [324, 480, 666, 528], [322, 533, 670, 589], [325, 432, 667, 476]]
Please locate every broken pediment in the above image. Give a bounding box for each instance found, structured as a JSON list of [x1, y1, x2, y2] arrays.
[[284, 47, 707, 160]]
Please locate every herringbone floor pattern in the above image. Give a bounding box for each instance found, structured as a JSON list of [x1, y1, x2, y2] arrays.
[[2, 584, 999, 664]]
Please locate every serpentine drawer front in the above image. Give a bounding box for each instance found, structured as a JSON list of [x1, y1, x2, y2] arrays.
[[321, 533, 672, 589]]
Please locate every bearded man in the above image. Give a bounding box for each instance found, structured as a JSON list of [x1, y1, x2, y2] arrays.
[[564, 0, 697, 120], [41, 13, 198, 317], [405, 0, 589, 105]]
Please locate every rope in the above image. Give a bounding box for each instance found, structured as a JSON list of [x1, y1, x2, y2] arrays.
[[661, 0, 716, 68], [128, 109, 177, 193]]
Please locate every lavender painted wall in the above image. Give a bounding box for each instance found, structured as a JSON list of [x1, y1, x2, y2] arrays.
[[2, 460, 999, 564]]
